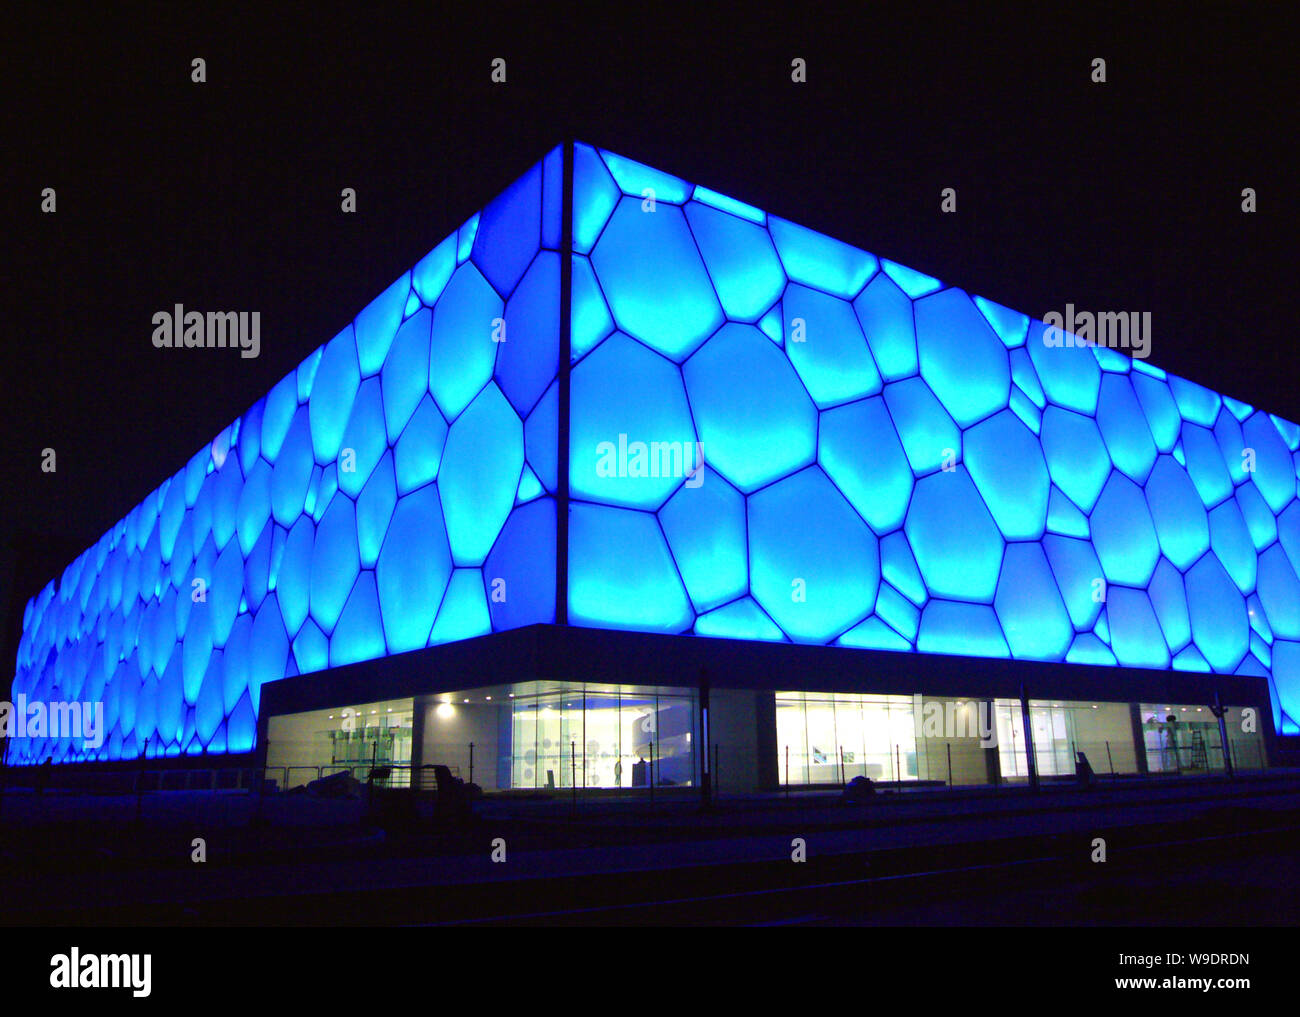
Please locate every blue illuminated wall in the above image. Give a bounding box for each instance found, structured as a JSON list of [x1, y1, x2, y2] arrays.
[[568, 143, 1300, 735], [10, 148, 563, 764], [13, 142, 1300, 766]]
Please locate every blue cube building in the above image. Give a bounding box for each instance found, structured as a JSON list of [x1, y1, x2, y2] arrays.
[[8, 143, 1294, 790]]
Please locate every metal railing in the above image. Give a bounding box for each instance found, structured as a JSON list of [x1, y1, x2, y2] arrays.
[[777, 736, 1271, 790]]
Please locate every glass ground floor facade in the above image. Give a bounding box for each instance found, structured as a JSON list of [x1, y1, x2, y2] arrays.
[[775, 691, 1267, 786], [266, 681, 700, 791], [265, 681, 1270, 793]]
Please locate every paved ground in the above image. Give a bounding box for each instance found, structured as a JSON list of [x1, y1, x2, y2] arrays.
[[2, 772, 1298, 924]]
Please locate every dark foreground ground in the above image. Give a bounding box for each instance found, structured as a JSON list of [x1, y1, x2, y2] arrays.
[[2, 774, 1298, 925]]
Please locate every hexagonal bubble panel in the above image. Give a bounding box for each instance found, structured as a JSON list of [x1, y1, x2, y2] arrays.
[[874, 584, 919, 642], [1042, 536, 1104, 632], [292, 618, 329, 676], [1046, 486, 1089, 537], [1026, 320, 1101, 414], [904, 470, 1005, 602], [571, 254, 615, 361], [271, 406, 316, 528], [308, 494, 360, 635], [783, 283, 882, 407], [1181, 421, 1233, 508], [354, 273, 410, 377], [658, 467, 748, 613], [337, 377, 387, 499], [247, 595, 289, 715], [882, 378, 961, 476], [1010, 349, 1045, 408], [1257, 544, 1300, 640], [412, 232, 457, 306], [1148, 558, 1191, 653], [1009, 384, 1043, 438], [1131, 372, 1181, 452], [1272, 642, 1300, 733], [882, 260, 941, 299], [524, 380, 558, 493], [683, 323, 817, 493], [914, 289, 1010, 428], [1235, 482, 1277, 550], [394, 395, 448, 496], [377, 483, 453, 653], [684, 199, 785, 322], [1096, 374, 1157, 483], [592, 198, 723, 361], [569, 503, 692, 632], [1185, 554, 1249, 671], [917, 601, 1008, 658], [1280, 502, 1300, 577], [994, 543, 1073, 660], [748, 467, 880, 643], [963, 410, 1050, 541], [768, 215, 877, 299], [854, 272, 917, 382], [484, 498, 556, 632], [471, 158, 541, 298], [571, 333, 697, 510], [430, 569, 492, 645], [818, 397, 913, 534], [973, 296, 1029, 348], [572, 143, 620, 254], [330, 572, 386, 669], [381, 308, 432, 444], [695, 597, 785, 642], [439, 383, 525, 566], [1144, 455, 1210, 571], [1106, 587, 1170, 669], [600, 149, 691, 204], [1242, 411, 1298, 513], [495, 251, 559, 417], [1091, 473, 1161, 587], [880, 531, 926, 606], [356, 451, 397, 569], [429, 261, 502, 420], [1168, 374, 1221, 427]]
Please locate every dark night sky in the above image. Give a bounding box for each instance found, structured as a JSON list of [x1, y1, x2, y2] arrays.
[[2, 4, 1295, 669]]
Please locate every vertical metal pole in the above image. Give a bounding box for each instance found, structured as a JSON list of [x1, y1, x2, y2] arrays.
[[570, 740, 576, 808], [136, 748, 147, 822], [838, 746, 846, 788], [1105, 740, 1114, 776], [556, 141, 574, 629], [649, 741, 655, 804], [468, 741, 474, 786], [894, 744, 900, 784], [699, 676, 711, 806], [1019, 684, 1038, 791], [946, 742, 952, 787], [1213, 691, 1234, 780], [784, 745, 789, 797]]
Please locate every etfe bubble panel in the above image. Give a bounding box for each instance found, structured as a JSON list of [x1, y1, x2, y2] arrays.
[[568, 143, 1300, 734], [10, 148, 563, 764]]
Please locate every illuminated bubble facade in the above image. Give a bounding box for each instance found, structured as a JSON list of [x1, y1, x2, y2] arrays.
[[12, 142, 1300, 766], [10, 148, 563, 763], [568, 143, 1300, 736]]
